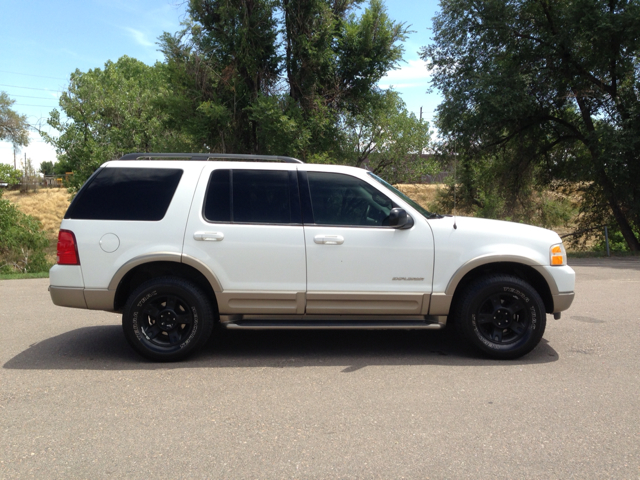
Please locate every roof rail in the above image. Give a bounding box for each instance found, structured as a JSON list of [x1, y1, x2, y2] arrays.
[[119, 153, 304, 164]]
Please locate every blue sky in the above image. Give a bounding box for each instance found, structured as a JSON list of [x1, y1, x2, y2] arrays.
[[0, 0, 442, 168]]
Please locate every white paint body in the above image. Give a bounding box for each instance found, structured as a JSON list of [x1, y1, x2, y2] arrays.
[[50, 160, 575, 313]]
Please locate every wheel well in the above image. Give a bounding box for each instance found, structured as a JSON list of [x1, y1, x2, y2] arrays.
[[114, 261, 218, 313], [450, 262, 554, 314]]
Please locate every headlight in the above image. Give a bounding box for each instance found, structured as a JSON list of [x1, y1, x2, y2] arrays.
[[550, 243, 567, 266]]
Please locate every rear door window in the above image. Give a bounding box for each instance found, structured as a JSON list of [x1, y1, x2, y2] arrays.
[[203, 169, 300, 224]]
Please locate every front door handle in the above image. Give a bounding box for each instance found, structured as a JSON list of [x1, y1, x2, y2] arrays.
[[314, 235, 344, 245], [194, 231, 224, 241]]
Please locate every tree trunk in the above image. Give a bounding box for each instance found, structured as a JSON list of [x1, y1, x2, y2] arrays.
[[598, 170, 640, 251]]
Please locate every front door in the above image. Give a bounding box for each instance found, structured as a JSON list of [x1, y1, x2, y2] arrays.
[[302, 171, 434, 315]]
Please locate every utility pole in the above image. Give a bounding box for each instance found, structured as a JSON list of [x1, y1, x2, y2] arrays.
[[419, 107, 423, 122]]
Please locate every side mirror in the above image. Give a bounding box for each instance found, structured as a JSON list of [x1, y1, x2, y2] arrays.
[[388, 208, 414, 229]]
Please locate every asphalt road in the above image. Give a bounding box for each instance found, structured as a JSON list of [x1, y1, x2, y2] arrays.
[[1, 258, 639, 479]]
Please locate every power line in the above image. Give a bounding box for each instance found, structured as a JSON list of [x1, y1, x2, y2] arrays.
[[0, 70, 67, 81], [6, 93, 59, 101], [14, 103, 59, 108], [0, 83, 63, 93]]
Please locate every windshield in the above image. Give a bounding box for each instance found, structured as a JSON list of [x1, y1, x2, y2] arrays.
[[367, 172, 438, 220]]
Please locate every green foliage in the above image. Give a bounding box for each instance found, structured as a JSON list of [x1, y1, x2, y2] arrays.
[[430, 149, 576, 229], [0, 198, 49, 273], [47, 1, 429, 187], [0, 92, 30, 148], [39, 161, 55, 176], [0, 164, 22, 187], [593, 225, 640, 253], [157, 0, 422, 166], [422, 0, 640, 250], [44, 56, 197, 187], [342, 91, 433, 183]]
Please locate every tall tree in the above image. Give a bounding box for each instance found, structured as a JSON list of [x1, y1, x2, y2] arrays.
[[0, 92, 30, 148], [45, 56, 194, 186], [160, 0, 420, 165], [160, 0, 281, 153], [422, 0, 640, 250]]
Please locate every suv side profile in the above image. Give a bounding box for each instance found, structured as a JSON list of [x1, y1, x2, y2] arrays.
[[49, 153, 575, 361]]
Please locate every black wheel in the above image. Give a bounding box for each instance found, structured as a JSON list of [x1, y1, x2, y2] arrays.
[[453, 275, 546, 359], [122, 277, 215, 361]]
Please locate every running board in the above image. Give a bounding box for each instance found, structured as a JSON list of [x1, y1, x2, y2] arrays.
[[224, 320, 445, 330]]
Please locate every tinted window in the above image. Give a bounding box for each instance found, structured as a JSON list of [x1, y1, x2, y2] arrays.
[[204, 169, 231, 222], [307, 172, 395, 226], [233, 170, 292, 223], [65, 168, 183, 221], [203, 169, 298, 224]]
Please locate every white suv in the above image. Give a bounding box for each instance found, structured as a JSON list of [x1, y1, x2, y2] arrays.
[[49, 153, 575, 361]]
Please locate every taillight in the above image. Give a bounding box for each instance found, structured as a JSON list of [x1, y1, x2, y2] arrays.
[[57, 230, 80, 265]]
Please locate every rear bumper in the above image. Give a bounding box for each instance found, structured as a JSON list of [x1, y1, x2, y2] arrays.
[[49, 286, 87, 309], [49, 285, 115, 311]]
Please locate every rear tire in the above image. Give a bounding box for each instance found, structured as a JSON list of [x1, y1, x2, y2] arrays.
[[453, 275, 546, 359], [122, 277, 214, 362]]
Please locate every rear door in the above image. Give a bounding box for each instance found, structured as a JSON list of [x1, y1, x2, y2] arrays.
[[183, 164, 306, 315]]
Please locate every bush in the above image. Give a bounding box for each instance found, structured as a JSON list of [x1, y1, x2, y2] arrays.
[[593, 225, 639, 253], [0, 194, 50, 273]]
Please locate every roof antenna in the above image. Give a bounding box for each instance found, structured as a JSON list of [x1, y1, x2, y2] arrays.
[[453, 144, 458, 230]]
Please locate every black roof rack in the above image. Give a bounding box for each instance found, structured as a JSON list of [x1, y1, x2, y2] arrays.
[[119, 153, 304, 164]]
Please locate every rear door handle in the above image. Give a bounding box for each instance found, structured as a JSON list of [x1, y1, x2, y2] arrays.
[[314, 235, 344, 245], [193, 231, 224, 241]]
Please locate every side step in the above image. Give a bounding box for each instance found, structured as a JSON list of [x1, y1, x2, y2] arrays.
[[224, 320, 445, 330]]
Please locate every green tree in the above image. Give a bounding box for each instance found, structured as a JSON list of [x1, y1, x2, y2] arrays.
[[47, 1, 429, 185], [422, 0, 640, 250], [45, 56, 195, 187], [0, 164, 22, 186], [39, 161, 55, 176], [342, 91, 431, 183], [0, 92, 30, 148], [159, 0, 281, 154], [160, 0, 416, 162]]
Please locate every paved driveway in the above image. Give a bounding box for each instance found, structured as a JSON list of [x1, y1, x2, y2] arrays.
[[1, 258, 639, 479]]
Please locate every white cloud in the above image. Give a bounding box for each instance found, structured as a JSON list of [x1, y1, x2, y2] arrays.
[[123, 27, 154, 47], [379, 59, 430, 89]]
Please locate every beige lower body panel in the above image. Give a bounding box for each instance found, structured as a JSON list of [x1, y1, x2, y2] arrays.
[[50, 287, 116, 311], [306, 292, 428, 315], [218, 291, 430, 316], [49, 286, 88, 309], [217, 291, 305, 315], [553, 292, 575, 312], [428, 293, 452, 316], [84, 289, 116, 311]]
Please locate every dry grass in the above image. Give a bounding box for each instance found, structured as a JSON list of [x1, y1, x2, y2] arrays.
[[3, 188, 72, 262], [0, 184, 593, 255], [4, 188, 71, 238], [395, 184, 443, 210]]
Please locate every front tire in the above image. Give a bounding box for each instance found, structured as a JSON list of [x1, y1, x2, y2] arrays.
[[453, 275, 546, 359], [122, 277, 214, 362]]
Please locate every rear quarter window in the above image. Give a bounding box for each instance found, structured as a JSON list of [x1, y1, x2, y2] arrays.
[[64, 167, 183, 221]]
